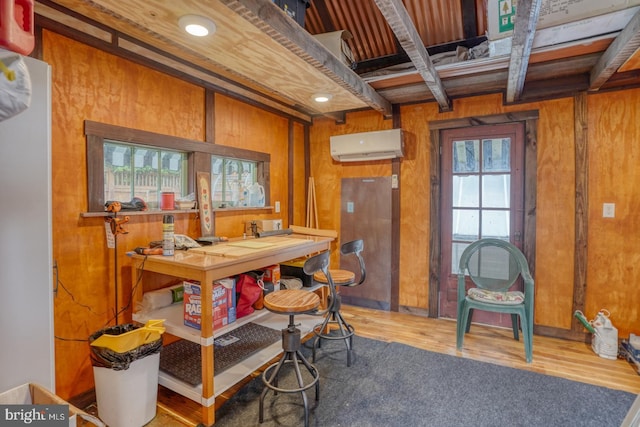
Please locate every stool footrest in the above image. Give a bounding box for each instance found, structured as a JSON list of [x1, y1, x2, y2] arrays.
[[261, 354, 320, 394], [312, 310, 356, 367], [313, 321, 355, 340]]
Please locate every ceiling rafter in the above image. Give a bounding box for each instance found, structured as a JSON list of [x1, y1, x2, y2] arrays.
[[590, 8, 640, 90], [506, 0, 542, 103], [372, 0, 451, 111]]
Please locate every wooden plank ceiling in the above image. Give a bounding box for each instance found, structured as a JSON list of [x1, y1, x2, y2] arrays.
[[36, 0, 640, 119]]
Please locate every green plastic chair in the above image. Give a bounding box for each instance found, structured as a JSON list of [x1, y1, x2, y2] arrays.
[[456, 238, 534, 363]]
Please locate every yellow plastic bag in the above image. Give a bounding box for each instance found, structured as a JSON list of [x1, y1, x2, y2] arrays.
[[90, 320, 165, 354]]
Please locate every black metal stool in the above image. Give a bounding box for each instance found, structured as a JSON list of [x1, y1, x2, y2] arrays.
[[259, 285, 321, 427], [309, 239, 366, 367]]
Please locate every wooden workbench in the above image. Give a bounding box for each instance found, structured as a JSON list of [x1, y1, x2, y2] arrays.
[[129, 234, 332, 426]]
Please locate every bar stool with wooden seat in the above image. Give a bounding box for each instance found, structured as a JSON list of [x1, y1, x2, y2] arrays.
[[311, 239, 366, 366], [259, 254, 326, 427]]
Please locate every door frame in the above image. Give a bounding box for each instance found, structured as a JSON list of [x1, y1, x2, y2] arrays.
[[428, 111, 538, 318]]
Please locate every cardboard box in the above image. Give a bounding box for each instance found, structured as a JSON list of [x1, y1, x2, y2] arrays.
[[0, 383, 105, 426], [262, 264, 281, 287], [247, 219, 283, 235], [183, 278, 236, 330], [487, 0, 640, 40], [488, 6, 640, 54]]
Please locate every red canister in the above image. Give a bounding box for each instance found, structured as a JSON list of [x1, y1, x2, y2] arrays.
[[161, 192, 175, 210]]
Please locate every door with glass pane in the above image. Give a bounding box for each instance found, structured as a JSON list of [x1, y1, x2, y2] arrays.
[[439, 123, 524, 326]]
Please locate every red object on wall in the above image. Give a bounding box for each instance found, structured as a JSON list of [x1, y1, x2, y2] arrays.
[[0, 0, 35, 55]]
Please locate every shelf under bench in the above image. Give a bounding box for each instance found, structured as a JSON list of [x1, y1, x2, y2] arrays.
[[135, 306, 320, 404]]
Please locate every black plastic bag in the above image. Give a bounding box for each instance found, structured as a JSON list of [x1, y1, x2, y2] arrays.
[[89, 324, 162, 371]]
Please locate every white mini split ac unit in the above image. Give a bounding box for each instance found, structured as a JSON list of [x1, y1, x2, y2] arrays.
[[329, 128, 404, 162]]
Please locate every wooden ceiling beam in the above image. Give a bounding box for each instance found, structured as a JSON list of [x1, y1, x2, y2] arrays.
[[589, 8, 640, 90], [519, 74, 590, 103], [506, 0, 542, 103], [373, 0, 452, 111], [223, 0, 392, 118]]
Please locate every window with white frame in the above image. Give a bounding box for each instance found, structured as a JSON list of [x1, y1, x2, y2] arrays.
[[85, 120, 270, 213], [104, 141, 188, 209]]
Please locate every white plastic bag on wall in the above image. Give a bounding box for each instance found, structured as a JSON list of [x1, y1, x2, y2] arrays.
[[0, 49, 32, 122]]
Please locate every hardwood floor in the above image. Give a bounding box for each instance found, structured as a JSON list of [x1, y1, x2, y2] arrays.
[[90, 305, 640, 426]]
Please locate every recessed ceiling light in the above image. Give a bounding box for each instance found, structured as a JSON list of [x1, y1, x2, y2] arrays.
[[313, 93, 333, 103], [179, 15, 216, 37]]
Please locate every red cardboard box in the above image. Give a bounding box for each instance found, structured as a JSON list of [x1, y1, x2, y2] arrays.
[[183, 278, 236, 330], [262, 264, 281, 287]]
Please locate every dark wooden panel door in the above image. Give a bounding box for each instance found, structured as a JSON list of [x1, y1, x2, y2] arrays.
[[439, 123, 525, 327], [339, 177, 392, 310]]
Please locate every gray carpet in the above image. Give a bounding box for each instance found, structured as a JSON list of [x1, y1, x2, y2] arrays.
[[213, 335, 636, 427], [160, 322, 281, 385]]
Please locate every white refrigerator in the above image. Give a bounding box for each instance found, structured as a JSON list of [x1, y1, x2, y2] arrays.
[[0, 55, 55, 392]]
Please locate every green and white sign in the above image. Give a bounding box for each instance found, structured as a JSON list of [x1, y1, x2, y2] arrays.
[[498, 0, 516, 33]]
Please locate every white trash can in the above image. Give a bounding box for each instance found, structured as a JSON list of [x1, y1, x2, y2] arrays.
[[93, 352, 160, 427], [89, 322, 164, 427]]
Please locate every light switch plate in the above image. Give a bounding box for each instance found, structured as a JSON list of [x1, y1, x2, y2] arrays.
[[603, 203, 615, 218]]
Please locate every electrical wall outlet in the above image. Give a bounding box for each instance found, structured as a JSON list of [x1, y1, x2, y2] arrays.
[[603, 203, 615, 218]]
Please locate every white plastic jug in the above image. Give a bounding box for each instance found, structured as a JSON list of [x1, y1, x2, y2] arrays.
[[591, 309, 618, 360], [248, 183, 265, 207]]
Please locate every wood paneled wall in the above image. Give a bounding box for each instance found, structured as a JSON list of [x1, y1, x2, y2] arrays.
[[212, 95, 291, 237], [44, 31, 299, 399], [586, 90, 640, 327], [45, 31, 205, 399], [42, 27, 640, 401], [310, 91, 640, 339], [309, 111, 392, 265]]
